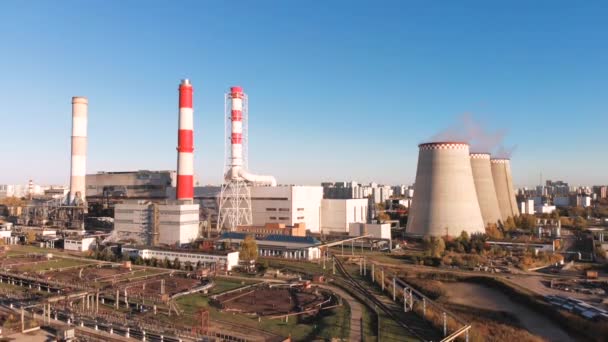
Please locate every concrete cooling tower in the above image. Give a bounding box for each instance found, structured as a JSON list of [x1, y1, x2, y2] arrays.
[[406, 142, 486, 237], [470, 153, 502, 227], [490, 158, 519, 222]]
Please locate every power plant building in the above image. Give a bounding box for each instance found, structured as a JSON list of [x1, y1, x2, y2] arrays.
[[320, 198, 368, 234], [250, 185, 323, 233], [406, 142, 485, 237], [113, 201, 200, 245], [86, 170, 177, 199]]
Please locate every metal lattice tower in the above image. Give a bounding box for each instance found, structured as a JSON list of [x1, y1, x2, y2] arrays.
[[217, 88, 252, 231]]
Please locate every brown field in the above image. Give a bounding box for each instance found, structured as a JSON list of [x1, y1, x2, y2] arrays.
[[215, 286, 329, 316], [129, 276, 201, 297]]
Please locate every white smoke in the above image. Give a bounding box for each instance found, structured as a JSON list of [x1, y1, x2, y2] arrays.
[[430, 113, 515, 156]]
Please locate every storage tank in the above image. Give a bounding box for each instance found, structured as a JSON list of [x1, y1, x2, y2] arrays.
[[490, 158, 519, 222], [470, 153, 502, 227], [406, 142, 485, 237]]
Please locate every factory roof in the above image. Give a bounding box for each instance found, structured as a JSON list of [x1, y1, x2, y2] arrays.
[[219, 232, 320, 248], [124, 245, 236, 256]]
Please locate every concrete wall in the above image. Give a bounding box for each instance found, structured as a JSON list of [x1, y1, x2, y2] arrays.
[[86, 170, 176, 198], [113, 201, 153, 244], [250, 185, 323, 232], [349, 222, 391, 240], [321, 198, 368, 234], [491, 159, 520, 221], [158, 203, 200, 245], [470, 153, 502, 226], [65, 237, 96, 251], [407, 143, 485, 236]]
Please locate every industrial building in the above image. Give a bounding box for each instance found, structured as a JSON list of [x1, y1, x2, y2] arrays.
[[123, 246, 240, 271], [320, 198, 368, 234], [407, 142, 485, 237], [491, 158, 520, 221], [86, 170, 176, 199], [520, 199, 535, 215], [250, 185, 323, 232], [218, 232, 321, 261], [64, 236, 97, 252], [322, 181, 393, 203], [348, 223, 391, 241], [112, 79, 201, 246], [236, 222, 307, 238], [470, 153, 502, 226], [112, 197, 200, 246]]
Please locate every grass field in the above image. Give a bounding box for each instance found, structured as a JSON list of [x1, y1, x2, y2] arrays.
[[13, 258, 93, 272], [209, 278, 259, 295]]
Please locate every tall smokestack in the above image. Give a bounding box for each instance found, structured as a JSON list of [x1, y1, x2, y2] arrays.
[[406, 142, 485, 237], [491, 158, 519, 222], [230, 86, 244, 175], [470, 153, 502, 226], [225, 86, 276, 186], [176, 79, 194, 201], [70, 96, 88, 205]]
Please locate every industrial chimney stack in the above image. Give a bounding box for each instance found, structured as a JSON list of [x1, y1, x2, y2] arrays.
[[69, 96, 88, 205], [406, 142, 485, 237], [176, 79, 194, 202]]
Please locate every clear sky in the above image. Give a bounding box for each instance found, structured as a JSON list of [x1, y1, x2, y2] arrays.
[[1, 1, 607, 188]]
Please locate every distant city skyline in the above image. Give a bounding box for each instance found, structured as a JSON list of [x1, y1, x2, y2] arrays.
[[1, 1, 607, 187]]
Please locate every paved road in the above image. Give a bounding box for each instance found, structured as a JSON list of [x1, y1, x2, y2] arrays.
[[317, 284, 362, 342]]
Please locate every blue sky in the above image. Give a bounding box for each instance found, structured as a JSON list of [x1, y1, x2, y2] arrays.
[[1, 1, 607, 187]]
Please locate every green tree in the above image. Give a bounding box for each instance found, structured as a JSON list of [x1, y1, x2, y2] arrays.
[[163, 257, 171, 268], [240, 235, 259, 261], [423, 236, 446, 258], [102, 247, 115, 261], [25, 231, 37, 244], [503, 216, 516, 231], [173, 257, 181, 270], [573, 216, 587, 229], [376, 212, 390, 222], [486, 223, 503, 239]]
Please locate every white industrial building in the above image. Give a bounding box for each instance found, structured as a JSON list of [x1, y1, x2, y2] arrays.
[[250, 185, 323, 232], [321, 198, 368, 234], [158, 203, 199, 245], [124, 247, 240, 271], [64, 236, 96, 252], [520, 199, 535, 215], [535, 203, 557, 214], [113, 200, 200, 245], [349, 222, 391, 240]]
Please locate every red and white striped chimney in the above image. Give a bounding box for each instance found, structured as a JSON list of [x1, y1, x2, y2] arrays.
[[230, 86, 244, 173], [176, 79, 194, 201]]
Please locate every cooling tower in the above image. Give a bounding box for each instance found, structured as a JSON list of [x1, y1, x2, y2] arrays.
[[406, 142, 485, 237], [490, 158, 519, 222], [470, 153, 502, 227]]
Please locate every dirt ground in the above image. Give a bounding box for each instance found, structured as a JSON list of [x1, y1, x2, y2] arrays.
[[46, 265, 133, 283], [218, 287, 328, 316], [0, 256, 47, 267], [129, 276, 200, 297]]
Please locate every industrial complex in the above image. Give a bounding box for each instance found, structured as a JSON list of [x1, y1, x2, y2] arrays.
[[1, 77, 607, 342]]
